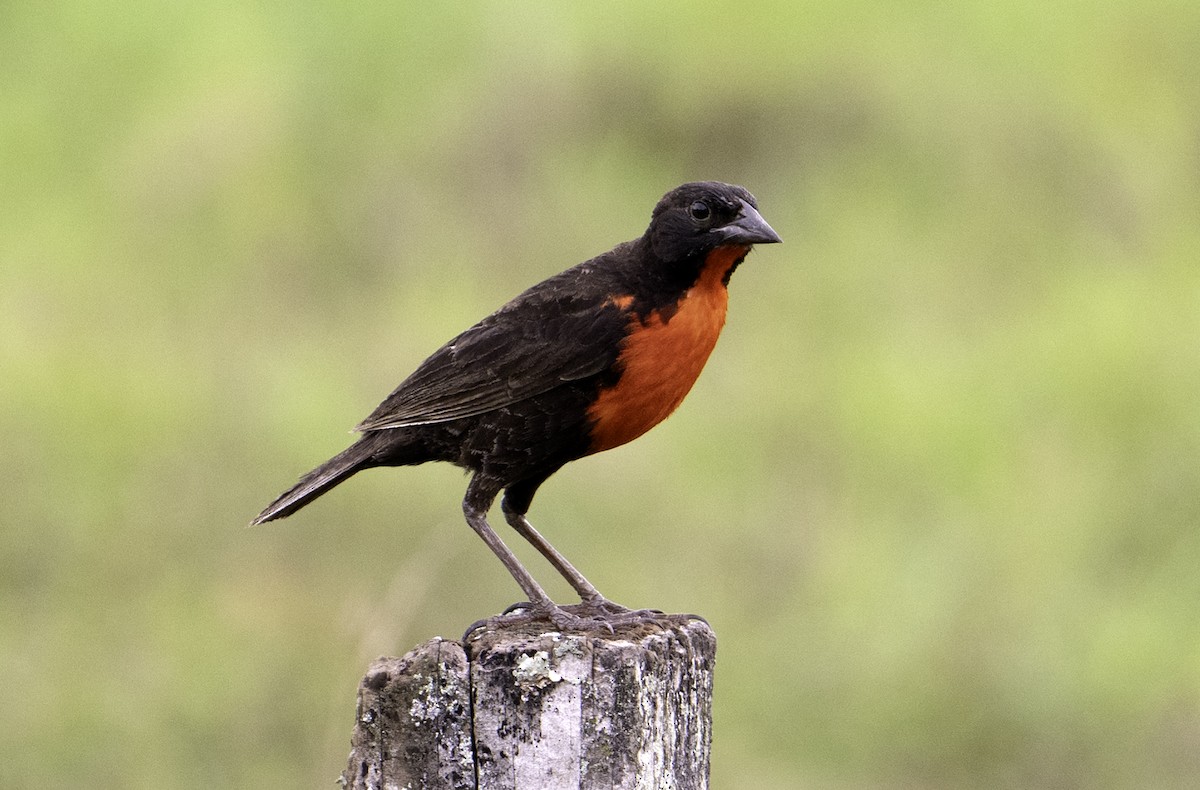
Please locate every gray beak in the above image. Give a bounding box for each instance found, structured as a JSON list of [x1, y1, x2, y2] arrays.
[[716, 200, 782, 245]]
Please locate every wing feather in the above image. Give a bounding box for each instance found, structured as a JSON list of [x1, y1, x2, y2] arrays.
[[354, 268, 629, 431]]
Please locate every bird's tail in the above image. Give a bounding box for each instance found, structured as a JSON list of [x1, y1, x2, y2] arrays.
[[251, 435, 379, 525]]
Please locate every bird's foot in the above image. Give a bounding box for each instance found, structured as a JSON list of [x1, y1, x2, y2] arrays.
[[569, 596, 637, 617], [564, 598, 709, 629], [563, 596, 667, 622], [463, 598, 695, 641], [462, 602, 535, 641]]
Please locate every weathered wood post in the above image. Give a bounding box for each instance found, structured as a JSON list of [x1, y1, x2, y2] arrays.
[[340, 615, 715, 790]]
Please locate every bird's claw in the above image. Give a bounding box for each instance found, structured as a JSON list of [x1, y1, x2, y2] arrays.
[[462, 599, 681, 641]]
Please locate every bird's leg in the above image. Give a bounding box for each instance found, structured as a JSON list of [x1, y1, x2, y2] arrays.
[[461, 478, 666, 639], [462, 496, 558, 615], [500, 499, 628, 613], [458, 501, 628, 638]]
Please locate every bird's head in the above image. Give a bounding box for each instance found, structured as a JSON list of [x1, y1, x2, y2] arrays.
[[645, 181, 782, 264]]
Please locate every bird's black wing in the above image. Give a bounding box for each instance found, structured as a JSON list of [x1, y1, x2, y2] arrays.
[[354, 263, 631, 431]]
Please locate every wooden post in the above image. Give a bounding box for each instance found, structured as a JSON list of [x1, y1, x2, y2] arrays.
[[340, 616, 716, 790]]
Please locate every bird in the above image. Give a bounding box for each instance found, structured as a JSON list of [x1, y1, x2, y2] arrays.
[[252, 181, 781, 630]]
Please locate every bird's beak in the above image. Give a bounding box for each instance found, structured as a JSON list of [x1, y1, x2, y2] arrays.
[[717, 200, 782, 246]]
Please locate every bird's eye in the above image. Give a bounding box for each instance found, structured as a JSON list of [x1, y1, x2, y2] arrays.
[[688, 201, 711, 222]]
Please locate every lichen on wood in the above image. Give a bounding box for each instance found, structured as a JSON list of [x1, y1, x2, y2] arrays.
[[341, 616, 715, 790]]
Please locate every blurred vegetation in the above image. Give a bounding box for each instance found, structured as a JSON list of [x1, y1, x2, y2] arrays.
[[3, 1, 1199, 787]]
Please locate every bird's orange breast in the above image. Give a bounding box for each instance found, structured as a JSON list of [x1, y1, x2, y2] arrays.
[[586, 245, 747, 453]]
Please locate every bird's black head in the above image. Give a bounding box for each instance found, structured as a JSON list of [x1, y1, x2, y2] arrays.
[[645, 181, 782, 263]]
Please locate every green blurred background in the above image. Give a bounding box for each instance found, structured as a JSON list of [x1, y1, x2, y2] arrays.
[[4, 1, 1199, 787]]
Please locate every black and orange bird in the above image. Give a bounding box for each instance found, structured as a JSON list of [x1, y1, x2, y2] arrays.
[[252, 181, 781, 629]]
